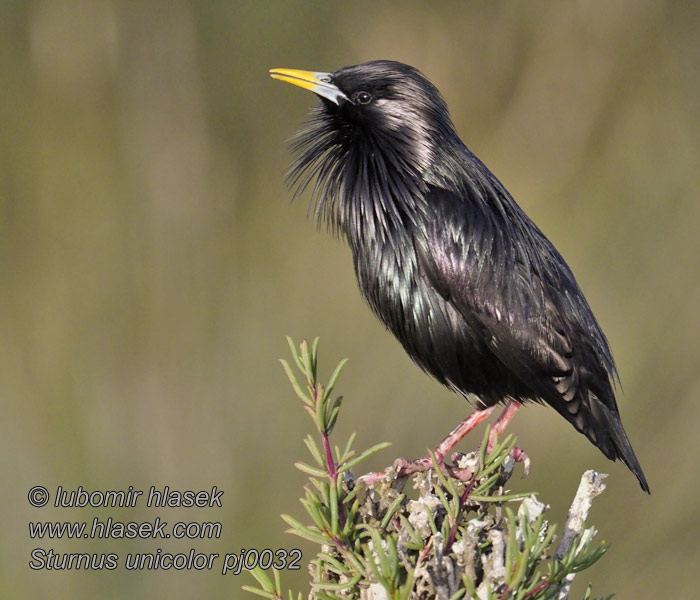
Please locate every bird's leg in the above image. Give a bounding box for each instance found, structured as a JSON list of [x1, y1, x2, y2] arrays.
[[358, 406, 495, 484], [433, 406, 495, 462], [485, 400, 530, 474], [398, 407, 496, 476], [486, 400, 520, 452]]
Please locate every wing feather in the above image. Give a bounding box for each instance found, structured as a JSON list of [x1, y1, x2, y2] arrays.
[[415, 186, 603, 411]]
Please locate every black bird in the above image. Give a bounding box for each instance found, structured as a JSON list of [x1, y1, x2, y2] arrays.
[[270, 60, 649, 493]]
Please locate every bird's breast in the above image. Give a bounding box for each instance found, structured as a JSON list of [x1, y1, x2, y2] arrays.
[[349, 228, 491, 398], [347, 209, 531, 407], [352, 232, 421, 336]]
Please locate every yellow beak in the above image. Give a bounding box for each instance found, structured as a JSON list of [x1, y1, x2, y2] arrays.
[[269, 68, 347, 105]]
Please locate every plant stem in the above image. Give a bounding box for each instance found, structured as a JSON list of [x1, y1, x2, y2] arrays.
[[322, 431, 337, 480]]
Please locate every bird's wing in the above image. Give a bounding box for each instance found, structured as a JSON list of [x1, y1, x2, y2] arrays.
[[415, 186, 649, 490], [415, 185, 587, 408]]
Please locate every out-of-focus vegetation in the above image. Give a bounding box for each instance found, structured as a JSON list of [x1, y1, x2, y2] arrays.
[[2, 1, 697, 599]]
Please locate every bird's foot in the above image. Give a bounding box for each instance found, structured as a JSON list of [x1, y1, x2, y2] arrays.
[[358, 442, 530, 485], [358, 452, 476, 485], [393, 455, 440, 477], [356, 470, 388, 485], [357, 455, 440, 485], [447, 451, 478, 481], [510, 446, 531, 476], [483, 430, 531, 477]]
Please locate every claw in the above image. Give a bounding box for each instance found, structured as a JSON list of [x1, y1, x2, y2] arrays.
[[357, 469, 390, 485], [511, 446, 531, 477]]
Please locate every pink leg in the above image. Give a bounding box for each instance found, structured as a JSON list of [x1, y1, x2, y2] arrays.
[[358, 406, 495, 484], [486, 400, 529, 473], [487, 399, 521, 450], [359, 401, 529, 485], [434, 406, 495, 460]]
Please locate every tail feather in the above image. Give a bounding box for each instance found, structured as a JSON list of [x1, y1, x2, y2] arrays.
[[551, 392, 650, 493], [593, 398, 650, 493]]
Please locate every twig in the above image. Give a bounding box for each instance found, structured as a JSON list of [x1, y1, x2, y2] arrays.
[[554, 470, 607, 599]]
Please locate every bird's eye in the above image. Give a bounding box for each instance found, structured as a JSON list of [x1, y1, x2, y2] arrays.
[[356, 91, 372, 105]]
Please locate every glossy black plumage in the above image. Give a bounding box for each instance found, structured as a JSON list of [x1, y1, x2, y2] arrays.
[[273, 60, 649, 492]]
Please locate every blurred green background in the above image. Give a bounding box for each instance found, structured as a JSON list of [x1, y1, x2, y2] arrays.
[[2, 0, 698, 598]]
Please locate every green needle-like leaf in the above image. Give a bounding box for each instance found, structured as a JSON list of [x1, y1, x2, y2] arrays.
[[240, 586, 278, 600], [281, 359, 312, 404], [329, 482, 339, 536], [299, 339, 311, 378], [325, 358, 349, 400], [338, 441, 391, 473], [295, 461, 328, 477], [285, 336, 305, 374], [281, 513, 328, 545], [342, 432, 357, 460], [310, 337, 320, 379], [313, 573, 362, 591], [248, 566, 276, 592], [304, 434, 325, 467], [380, 494, 405, 529]]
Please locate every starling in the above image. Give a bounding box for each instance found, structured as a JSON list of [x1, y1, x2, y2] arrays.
[[270, 60, 649, 493]]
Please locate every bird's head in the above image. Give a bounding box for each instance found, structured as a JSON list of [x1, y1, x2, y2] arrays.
[[270, 61, 460, 235]]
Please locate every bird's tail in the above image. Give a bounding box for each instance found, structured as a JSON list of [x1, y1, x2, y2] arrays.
[[553, 392, 650, 493], [582, 395, 650, 493], [594, 398, 650, 493]]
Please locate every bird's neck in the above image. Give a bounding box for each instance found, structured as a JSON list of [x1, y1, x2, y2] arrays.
[[338, 145, 429, 253]]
